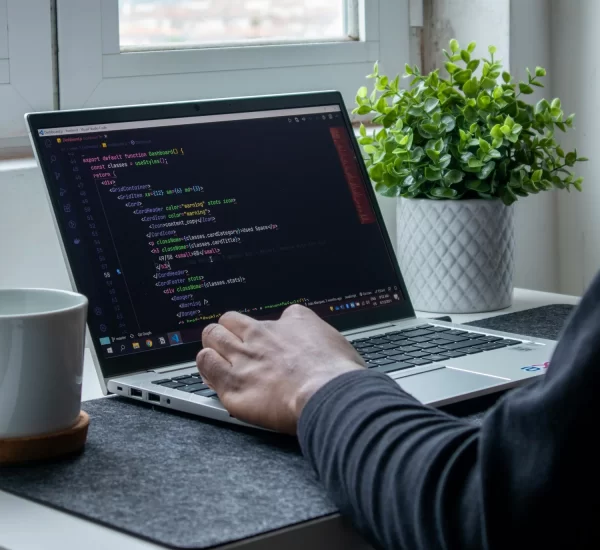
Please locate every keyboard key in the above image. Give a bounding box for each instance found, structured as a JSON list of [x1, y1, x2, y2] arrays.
[[159, 381, 185, 389], [428, 326, 451, 332], [371, 358, 395, 366], [424, 347, 447, 355], [358, 347, 379, 354], [385, 352, 412, 361], [351, 338, 369, 343], [195, 388, 217, 397], [363, 353, 387, 360], [477, 343, 509, 351], [172, 374, 195, 380], [407, 336, 433, 343], [151, 379, 171, 385], [479, 336, 504, 343], [413, 342, 438, 349], [405, 358, 431, 366], [375, 343, 400, 350], [440, 351, 466, 358], [432, 335, 470, 343], [439, 341, 477, 351], [373, 362, 413, 373], [387, 334, 408, 342], [399, 329, 433, 338], [425, 354, 448, 362], [462, 348, 484, 354], [179, 383, 209, 393], [405, 351, 430, 358], [353, 341, 373, 349], [503, 339, 522, 346], [398, 345, 420, 353], [446, 329, 469, 336], [369, 338, 392, 345], [173, 377, 198, 385]]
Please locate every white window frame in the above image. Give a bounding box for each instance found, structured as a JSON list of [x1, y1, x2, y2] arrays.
[[57, 0, 410, 110], [0, 0, 55, 142]]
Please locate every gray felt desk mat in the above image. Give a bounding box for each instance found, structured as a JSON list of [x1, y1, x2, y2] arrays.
[[0, 304, 575, 549]]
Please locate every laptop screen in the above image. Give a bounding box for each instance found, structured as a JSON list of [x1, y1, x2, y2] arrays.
[[32, 98, 410, 377]]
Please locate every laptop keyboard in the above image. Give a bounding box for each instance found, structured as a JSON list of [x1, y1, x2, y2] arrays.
[[151, 373, 219, 398], [351, 324, 521, 375], [148, 325, 521, 396]]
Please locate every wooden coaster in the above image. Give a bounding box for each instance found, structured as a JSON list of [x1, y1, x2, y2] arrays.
[[0, 411, 89, 466]]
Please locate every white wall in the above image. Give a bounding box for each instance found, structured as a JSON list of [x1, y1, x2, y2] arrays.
[[0, 161, 72, 291], [510, 0, 558, 292], [552, 0, 598, 295]]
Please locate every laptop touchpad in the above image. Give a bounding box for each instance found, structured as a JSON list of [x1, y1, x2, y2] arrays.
[[393, 367, 505, 406]]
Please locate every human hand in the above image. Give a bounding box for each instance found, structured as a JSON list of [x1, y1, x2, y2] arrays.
[[196, 304, 365, 434]]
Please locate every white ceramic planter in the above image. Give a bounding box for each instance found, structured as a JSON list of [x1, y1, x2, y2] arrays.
[[396, 198, 515, 313]]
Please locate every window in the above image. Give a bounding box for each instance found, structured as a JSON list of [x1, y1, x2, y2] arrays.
[[57, 0, 409, 111], [0, 0, 409, 144], [0, 0, 54, 144], [119, 0, 348, 48]]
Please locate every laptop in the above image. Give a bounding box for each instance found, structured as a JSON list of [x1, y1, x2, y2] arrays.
[[26, 92, 554, 428]]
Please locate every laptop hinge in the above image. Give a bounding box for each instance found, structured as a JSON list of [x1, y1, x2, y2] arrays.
[[152, 362, 196, 374], [343, 319, 415, 336]]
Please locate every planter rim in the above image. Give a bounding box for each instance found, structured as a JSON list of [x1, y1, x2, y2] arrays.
[[399, 197, 504, 204]]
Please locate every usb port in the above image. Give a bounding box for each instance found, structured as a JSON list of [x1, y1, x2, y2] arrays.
[[130, 388, 142, 398], [148, 393, 160, 403]]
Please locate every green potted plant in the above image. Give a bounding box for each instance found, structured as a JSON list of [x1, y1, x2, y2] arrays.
[[354, 39, 587, 313]]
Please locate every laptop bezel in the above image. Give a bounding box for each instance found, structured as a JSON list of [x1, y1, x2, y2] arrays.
[[26, 91, 416, 385]]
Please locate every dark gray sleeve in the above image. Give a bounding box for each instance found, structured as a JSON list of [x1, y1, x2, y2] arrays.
[[298, 275, 600, 549]]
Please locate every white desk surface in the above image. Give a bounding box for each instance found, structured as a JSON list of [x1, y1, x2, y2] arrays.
[[0, 288, 580, 550]]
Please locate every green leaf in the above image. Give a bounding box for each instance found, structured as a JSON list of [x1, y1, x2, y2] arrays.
[[565, 113, 575, 127], [478, 138, 491, 153], [519, 82, 534, 94], [555, 121, 566, 132], [441, 114, 456, 132], [443, 169, 464, 185], [467, 41, 476, 53], [477, 94, 491, 109], [488, 45, 497, 55], [430, 187, 458, 199], [535, 66, 547, 77], [375, 182, 401, 197], [502, 71, 511, 83], [490, 124, 504, 140], [405, 63, 413, 75], [439, 154, 452, 169], [565, 152, 577, 166], [454, 69, 472, 84], [363, 144, 377, 155], [450, 39, 460, 53], [408, 106, 424, 117], [467, 158, 484, 168], [460, 50, 471, 63], [556, 147, 565, 158], [445, 62, 458, 74], [467, 59, 480, 72], [487, 149, 502, 159], [357, 86, 368, 98], [480, 77, 496, 90], [478, 161, 495, 179], [573, 177, 583, 192], [359, 123, 367, 138], [465, 179, 481, 190], [463, 78, 479, 97], [425, 166, 443, 181], [551, 98, 561, 110], [493, 86, 503, 100], [577, 156, 589, 161], [463, 105, 478, 122], [531, 169, 542, 182], [356, 105, 371, 115], [424, 97, 440, 113], [369, 163, 384, 182]]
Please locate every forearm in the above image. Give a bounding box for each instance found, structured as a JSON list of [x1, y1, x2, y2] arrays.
[[298, 370, 484, 550]]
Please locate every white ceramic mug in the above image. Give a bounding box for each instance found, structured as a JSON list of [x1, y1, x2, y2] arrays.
[[0, 288, 88, 439]]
